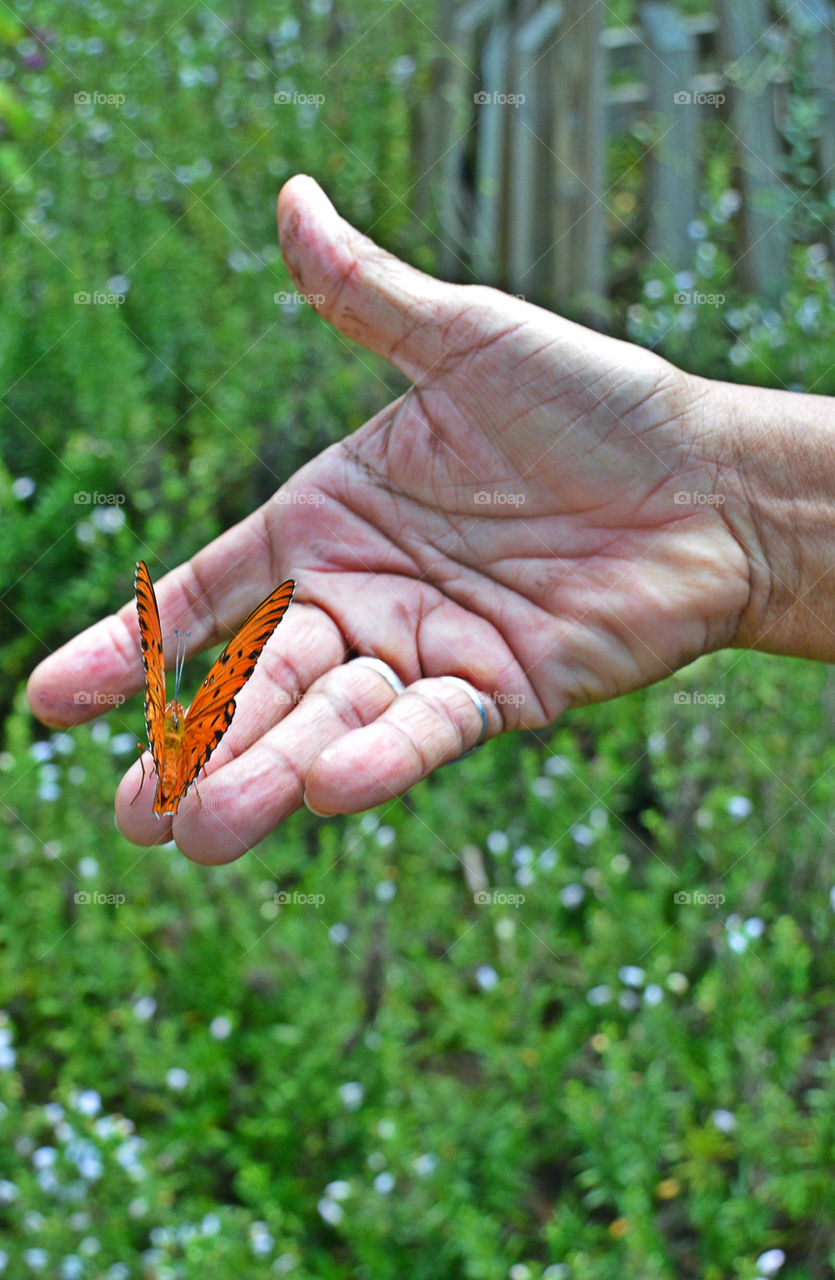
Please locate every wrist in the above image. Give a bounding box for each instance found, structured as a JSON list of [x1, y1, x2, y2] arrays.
[[699, 374, 835, 660]]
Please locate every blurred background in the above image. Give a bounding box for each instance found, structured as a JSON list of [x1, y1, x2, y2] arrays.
[[2, 0, 835, 1276]]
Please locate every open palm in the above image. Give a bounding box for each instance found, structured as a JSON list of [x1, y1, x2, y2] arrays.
[[27, 176, 749, 861]]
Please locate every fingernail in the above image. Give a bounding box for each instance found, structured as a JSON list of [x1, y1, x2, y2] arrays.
[[303, 792, 333, 818]]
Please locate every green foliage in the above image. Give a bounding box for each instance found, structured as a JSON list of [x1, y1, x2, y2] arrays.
[[3, 650, 835, 1275]]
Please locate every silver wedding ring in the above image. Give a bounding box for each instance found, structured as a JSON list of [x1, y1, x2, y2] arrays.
[[348, 656, 406, 695], [439, 675, 488, 757], [349, 660, 488, 761]]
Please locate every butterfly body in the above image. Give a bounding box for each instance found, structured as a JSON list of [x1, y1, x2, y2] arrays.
[[134, 561, 295, 816]]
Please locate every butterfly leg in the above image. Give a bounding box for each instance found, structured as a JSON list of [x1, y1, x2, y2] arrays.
[[130, 743, 148, 807]]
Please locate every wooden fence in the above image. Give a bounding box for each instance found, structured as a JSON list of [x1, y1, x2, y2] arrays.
[[414, 0, 835, 318]]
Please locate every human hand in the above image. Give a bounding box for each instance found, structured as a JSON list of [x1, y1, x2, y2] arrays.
[[27, 175, 752, 861]]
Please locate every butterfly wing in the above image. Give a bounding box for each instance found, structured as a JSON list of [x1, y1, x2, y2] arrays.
[[171, 578, 296, 806], [135, 560, 167, 782]]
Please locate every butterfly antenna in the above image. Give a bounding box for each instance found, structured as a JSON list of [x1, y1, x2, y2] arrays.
[[173, 629, 191, 701]]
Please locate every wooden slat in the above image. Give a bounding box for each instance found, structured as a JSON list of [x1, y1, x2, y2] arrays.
[[717, 0, 788, 299], [641, 2, 699, 272]]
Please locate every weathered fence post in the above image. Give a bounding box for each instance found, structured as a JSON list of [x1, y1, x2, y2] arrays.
[[550, 0, 606, 319], [507, 2, 563, 302], [433, 0, 498, 281], [717, 0, 788, 299], [798, 0, 835, 261], [472, 13, 512, 282], [641, 2, 699, 271]]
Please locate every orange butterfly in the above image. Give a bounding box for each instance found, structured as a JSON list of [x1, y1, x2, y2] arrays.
[[134, 560, 295, 816]]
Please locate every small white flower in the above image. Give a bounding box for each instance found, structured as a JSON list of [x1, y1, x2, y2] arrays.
[[486, 830, 509, 854], [12, 476, 36, 499], [166, 1068, 189, 1092], [74, 1089, 101, 1116], [317, 1197, 344, 1225], [727, 795, 752, 818], [647, 731, 666, 755], [560, 884, 585, 909], [375, 825, 396, 848], [413, 1153, 437, 1177], [374, 1171, 395, 1193], [325, 1180, 351, 1201], [743, 917, 765, 939], [249, 1223, 273, 1257], [476, 965, 499, 991], [36, 1169, 59, 1193], [91, 506, 125, 534], [209, 1016, 232, 1040], [338, 1082, 363, 1111], [509, 1266, 532, 1280], [755, 1249, 786, 1276], [543, 755, 572, 777], [32, 1147, 57, 1169], [78, 857, 99, 879], [132, 996, 156, 1021], [644, 984, 663, 1006], [377, 1118, 396, 1140], [329, 924, 349, 945], [618, 966, 645, 988], [375, 880, 396, 902], [23, 1250, 48, 1271], [586, 985, 611, 1006], [712, 1108, 737, 1133]]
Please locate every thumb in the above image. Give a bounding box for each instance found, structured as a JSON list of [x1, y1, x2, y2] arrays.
[[277, 174, 459, 383]]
